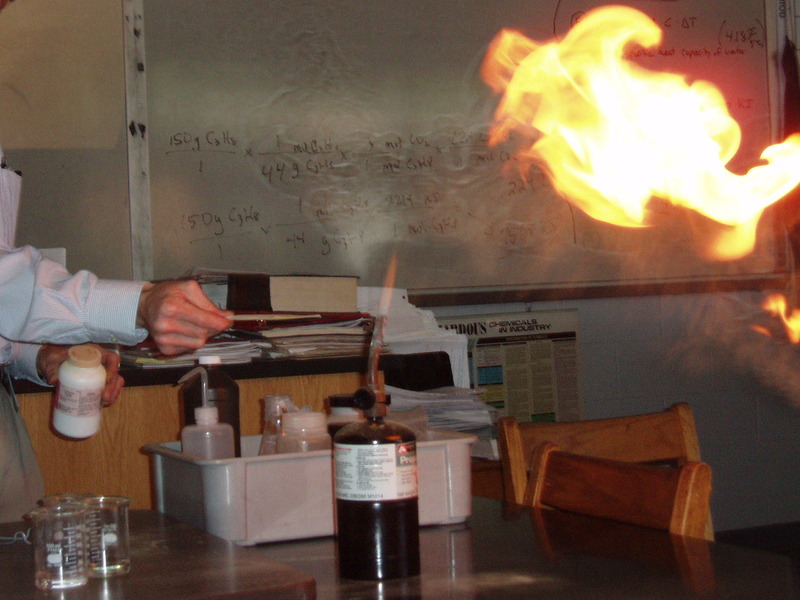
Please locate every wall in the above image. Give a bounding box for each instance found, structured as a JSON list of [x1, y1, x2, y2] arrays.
[[0, 0, 132, 279]]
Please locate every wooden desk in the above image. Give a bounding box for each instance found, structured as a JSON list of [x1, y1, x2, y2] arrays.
[[16, 357, 369, 510], [0, 511, 314, 600]]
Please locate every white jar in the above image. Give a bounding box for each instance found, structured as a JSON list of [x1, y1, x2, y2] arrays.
[[52, 345, 106, 439], [276, 411, 331, 454]]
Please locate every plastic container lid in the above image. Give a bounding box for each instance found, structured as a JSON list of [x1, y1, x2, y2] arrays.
[[282, 411, 327, 435], [67, 344, 102, 368]]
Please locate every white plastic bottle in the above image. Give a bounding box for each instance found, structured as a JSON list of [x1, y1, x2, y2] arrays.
[[52, 345, 106, 439], [276, 411, 332, 454], [181, 406, 236, 459]]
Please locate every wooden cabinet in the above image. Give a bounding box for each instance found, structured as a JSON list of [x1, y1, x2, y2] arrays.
[[18, 362, 366, 509]]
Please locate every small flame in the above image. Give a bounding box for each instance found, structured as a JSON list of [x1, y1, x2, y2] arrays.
[[481, 5, 800, 260], [366, 254, 397, 404], [758, 294, 800, 343]]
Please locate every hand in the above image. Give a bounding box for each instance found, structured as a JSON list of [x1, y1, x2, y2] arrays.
[[37, 344, 125, 406], [137, 280, 233, 355]]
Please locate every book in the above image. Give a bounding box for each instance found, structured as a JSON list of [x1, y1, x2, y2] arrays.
[[226, 273, 358, 313]]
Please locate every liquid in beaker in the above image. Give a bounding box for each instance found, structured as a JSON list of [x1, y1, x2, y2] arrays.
[[27, 502, 88, 590], [83, 495, 131, 577]]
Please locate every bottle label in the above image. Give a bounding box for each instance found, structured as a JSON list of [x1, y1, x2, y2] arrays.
[[55, 384, 102, 417], [334, 442, 418, 502]]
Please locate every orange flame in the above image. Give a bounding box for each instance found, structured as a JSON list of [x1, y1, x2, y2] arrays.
[[366, 254, 397, 401], [481, 5, 800, 260], [759, 294, 800, 343]]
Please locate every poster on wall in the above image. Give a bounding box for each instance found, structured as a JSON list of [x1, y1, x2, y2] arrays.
[[438, 310, 581, 422]]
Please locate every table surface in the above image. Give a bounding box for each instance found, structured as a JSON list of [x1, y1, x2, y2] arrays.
[[0, 511, 315, 600], [253, 497, 800, 600], [2, 498, 799, 600]]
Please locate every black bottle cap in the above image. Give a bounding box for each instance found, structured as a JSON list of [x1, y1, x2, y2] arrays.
[[353, 387, 376, 411]]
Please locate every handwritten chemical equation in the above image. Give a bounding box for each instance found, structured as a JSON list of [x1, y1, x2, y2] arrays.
[[564, 7, 766, 59], [181, 205, 261, 236], [567, 11, 703, 31], [169, 130, 239, 153], [162, 124, 564, 262], [164, 128, 510, 180], [563, 6, 765, 44]]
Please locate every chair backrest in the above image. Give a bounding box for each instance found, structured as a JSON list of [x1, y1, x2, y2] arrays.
[[498, 403, 713, 539], [498, 402, 698, 488], [527, 442, 712, 540]]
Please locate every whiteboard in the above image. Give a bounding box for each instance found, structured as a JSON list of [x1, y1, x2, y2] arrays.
[[140, 0, 787, 301]]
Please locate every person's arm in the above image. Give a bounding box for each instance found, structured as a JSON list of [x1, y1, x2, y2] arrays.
[[0, 246, 146, 346], [3, 340, 46, 385], [0, 246, 231, 355]]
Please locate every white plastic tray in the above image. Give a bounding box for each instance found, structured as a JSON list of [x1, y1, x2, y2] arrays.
[[144, 430, 475, 545]]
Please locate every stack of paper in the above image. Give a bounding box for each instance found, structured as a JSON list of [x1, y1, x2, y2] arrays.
[[232, 314, 374, 358], [121, 336, 272, 368], [385, 384, 498, 459]]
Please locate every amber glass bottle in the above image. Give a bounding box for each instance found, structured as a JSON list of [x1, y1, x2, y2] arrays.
[[333, 389, 420, 580]]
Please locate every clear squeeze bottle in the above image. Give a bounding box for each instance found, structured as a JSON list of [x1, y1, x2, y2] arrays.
[[181, 405, 235, 459], [333, 387, 420, 580], [179, 356, 241, 457], [52, 344, 106, 439]]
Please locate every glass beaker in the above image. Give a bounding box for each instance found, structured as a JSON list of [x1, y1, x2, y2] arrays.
[[27, 502, 88, 590], [38, 493, 86, 507], [83, 495, 131, 577]]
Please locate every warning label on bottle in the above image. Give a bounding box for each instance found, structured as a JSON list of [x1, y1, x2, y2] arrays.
[[334, 442, 418, 501]]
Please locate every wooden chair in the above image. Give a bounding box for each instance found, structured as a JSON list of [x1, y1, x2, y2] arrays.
[[497, 402, 714, 539], [526, 442, 713, 540]]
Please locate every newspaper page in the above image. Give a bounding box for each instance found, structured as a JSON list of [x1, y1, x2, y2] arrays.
[[438, 310, 581, 422]]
